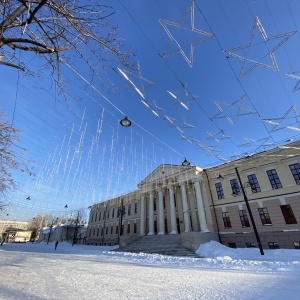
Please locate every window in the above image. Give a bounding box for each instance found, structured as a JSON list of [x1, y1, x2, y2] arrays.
[[293, 242, 300, 249], [215, 182, 225, 199], [246, 242, 256, 248], [116, 225, 118, 235], [238, 210, 250, 227], [110, 226, 113, 234], [289, 163, 300, 184], [222, 212, 232, 228], [134, 202, 138, 214], [280, 204, 297, 224], [89, 229, 91, 237], [106, 227, 108, 234], [101, 228, 103, 236], [154, 198, 156, 211], [127, 223, 130, 234], [258, 208, 272, 225], [247, 174, 261, 193], [112, 208, 115, 218], [134, 223, 137, 233], [163, 196, 166, 209], [128, 204, 131, 215], [103, 211, 106, 220], [93, 228, 95, 235], [268, 242, 280, 249], [98, 212, 101, 221], [107, 209, 110, 219], [95, 213, 97, 222], [97, 227, 99, 236], [230, 179, 241, 196], [266, 169, 282, 189], [228, 243, 236, 248]]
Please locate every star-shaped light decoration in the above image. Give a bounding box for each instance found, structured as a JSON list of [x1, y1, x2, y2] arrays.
[[197, 143, 223, 154], [117, 62, 154, 99], [225, 16, 296, 79], [207, 130, 231, 143], [262, 105, 300, 132], [211, 95, 256, 125], [164, 115, 196, 135], [141, 99, 165, 117], [286, 70, 300, 93], [239, 137, 275, 152], [159, 0, 214, 67], [167, 83, 198, 110]]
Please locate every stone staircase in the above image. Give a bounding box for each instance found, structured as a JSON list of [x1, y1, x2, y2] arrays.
[[114, 234, 200, 258]]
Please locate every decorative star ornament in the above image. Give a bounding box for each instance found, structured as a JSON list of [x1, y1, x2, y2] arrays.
[[167, 83, 198, 110], [207, 130, 231, 143], [117, 62, 154, 99], [262, 105, 300, 132], [159, 0, 214, 67], [211, 95, 256, 125], [239, 137, 275, 152], [141, 99, 165, 117], [286, 70, 300, 93], [225, 16, 296, 79]]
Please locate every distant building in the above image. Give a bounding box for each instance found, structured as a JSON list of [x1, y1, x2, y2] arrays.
[[2, 229, 32, 243], [38, 224, 87, 244], [86, 140, 300, 250], [0, 220, 29, 235]]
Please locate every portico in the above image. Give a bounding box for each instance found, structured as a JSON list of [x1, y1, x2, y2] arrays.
[[137, 164, 212, 236]]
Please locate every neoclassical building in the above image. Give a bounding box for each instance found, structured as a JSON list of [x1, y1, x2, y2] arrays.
[[86, 140, 300, 250]]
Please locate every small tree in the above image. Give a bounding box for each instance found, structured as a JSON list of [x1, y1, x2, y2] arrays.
[[0, 112, 32, 199]]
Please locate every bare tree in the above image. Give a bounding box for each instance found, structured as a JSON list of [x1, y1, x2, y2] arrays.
[[0, 111, 33, 197], [0, 0, 133, 99]]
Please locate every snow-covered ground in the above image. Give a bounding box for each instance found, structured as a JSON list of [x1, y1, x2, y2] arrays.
[[1, 241, 300, 300]]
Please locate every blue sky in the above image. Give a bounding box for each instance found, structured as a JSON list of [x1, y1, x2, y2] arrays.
[[2, 0, 300, 220]]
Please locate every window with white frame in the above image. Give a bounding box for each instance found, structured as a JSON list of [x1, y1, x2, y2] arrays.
[[289, 163, 300, 185], [215, 182, 225, 199], [230, 179, 241, 196], [247, 174, 261, 193], [266, 169, 282, 189]]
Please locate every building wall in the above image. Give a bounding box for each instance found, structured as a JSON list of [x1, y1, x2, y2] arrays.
[[206, 141, 300, 249], [86, 141, 300, 250], [0, 220, 29, 235]]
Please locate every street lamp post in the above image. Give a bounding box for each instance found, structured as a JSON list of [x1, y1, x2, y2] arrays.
[[235, 167, 264, 255], [47, 218, 58, 245], [72, 211, 80, 246], [118, 199, 126, 245]]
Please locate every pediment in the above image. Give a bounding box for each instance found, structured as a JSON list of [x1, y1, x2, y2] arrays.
[[138, 164, 187, 187]]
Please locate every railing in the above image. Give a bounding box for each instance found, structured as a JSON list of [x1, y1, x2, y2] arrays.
[[120, 234, 141, 248]]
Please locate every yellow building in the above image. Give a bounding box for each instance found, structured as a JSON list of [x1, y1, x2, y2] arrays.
[[86, 140, 300, 251]]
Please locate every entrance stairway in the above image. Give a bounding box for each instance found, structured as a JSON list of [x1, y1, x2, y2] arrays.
[[114, 234, 200, 257]]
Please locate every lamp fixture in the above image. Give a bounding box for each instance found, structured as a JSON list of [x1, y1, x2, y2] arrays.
[[120, 116, 131, 127], [182, 158, 190, 166]]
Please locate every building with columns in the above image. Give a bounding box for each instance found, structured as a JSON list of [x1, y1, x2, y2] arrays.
[[86, 140, 300, 250]]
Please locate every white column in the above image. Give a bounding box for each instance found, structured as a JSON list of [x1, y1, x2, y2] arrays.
[[158, 189, 165, 235], [180, 182, 191, 232], [168, 185, 177, 234], [193, 180, 209, 232], [148, 191, 154, 235], [139, 194, 145, 236]]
